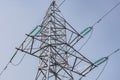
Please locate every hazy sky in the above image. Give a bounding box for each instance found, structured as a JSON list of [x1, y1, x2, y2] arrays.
[[0, 0, 120, 80]]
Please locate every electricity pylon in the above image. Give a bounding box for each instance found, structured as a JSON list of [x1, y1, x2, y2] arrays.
[[1, 0, 120, 80], [13, 1, 96, 80], [3, 1, 109, 80], [14, 1, 96, 80]]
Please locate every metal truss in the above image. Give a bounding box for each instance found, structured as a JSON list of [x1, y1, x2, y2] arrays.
[[15, 1, 96, 80]]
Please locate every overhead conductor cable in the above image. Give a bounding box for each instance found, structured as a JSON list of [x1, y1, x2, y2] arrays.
[[0, 0, 120, 78], [95, 48, 120, 80], [78, 1, 120, 51]]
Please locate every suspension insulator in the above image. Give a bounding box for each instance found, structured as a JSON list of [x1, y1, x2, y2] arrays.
[[94, 57, 108, 66], [80, 27, 92, 37], [29, 25, 41, 36]]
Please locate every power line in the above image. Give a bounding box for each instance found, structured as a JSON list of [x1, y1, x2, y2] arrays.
[[58, 0, 66, 8], [95, 48, 120, 80], [108, 48, 120, 57], [0, 62, 10, 76], [92, 1, 120, 27], [0, 0, 120, 79], [95, 60, 108, 80], [11, 54, 26, 66], [78, 1, 120, 51], [78, 27, 93, 51]]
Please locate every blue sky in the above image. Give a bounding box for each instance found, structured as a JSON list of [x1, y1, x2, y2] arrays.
[[0, 0, 120, 80]]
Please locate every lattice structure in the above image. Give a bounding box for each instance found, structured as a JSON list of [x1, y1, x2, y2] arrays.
[[14, 1, 96, 80], [1, 1, 120, 80]]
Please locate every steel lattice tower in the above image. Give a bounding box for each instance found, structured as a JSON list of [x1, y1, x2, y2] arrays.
[[13, 1, 97, 80], [1, 1, 120, 80]]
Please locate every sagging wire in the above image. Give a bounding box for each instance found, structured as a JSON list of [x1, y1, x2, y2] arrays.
[[0, 51, 22, 76], [0, 0, 120, 78], [10, 54, 26, 66], [10, 37, 34, 66], [0, 36, 33, 76], [95, 48, 120, 80], [77, 2, 120, 78], [78, 1, 120, 51], [0, 52, 26, 75], [55, 0, 120, 60], [95, 59, 108, 80], [78, 27, 93, 51], [0, 47, 19, 76]]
